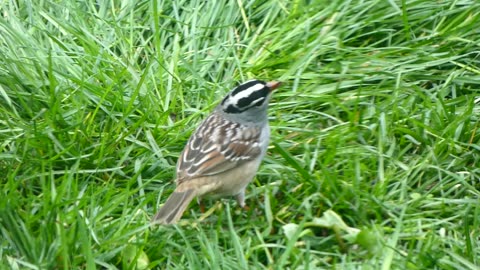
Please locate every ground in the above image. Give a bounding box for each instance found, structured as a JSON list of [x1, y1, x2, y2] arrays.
[[0, 0, 479, 269]]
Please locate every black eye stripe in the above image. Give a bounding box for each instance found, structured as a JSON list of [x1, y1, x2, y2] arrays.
[[225, 104, 242, 113], [236, 88, 269, 108], [237, 96, 265, 108], [253, 98, 266, 106], [226, 97, 265, 114]]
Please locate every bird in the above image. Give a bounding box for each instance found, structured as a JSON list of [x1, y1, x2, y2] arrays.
[[152, 79, 281, 225]]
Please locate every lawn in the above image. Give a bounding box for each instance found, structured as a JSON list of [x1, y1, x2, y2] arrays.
[[0, 0, 479, 269]]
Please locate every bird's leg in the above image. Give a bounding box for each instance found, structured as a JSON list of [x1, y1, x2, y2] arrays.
[[235, 190, 250, 211], [197, 197, 206, 213]]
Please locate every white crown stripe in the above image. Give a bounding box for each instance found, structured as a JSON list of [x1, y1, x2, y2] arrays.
[[229, 83, 265, 104]]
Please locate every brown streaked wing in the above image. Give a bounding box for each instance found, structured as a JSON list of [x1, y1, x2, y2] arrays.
[[176, 113, 262, 184]]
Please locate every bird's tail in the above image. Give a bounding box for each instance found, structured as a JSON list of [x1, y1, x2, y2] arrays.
[[152, 189, 196, 225]]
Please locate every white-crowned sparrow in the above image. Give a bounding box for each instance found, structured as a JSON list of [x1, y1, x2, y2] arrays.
[[152, 79, 281, 224]]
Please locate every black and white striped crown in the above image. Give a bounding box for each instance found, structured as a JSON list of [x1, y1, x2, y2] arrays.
[[221, 79, 279, 114]]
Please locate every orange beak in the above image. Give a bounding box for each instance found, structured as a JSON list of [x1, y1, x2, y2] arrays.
[[266, 81, 282, 91]]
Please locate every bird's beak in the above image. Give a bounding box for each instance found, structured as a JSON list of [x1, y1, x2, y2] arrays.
[[266, 81, 281, 91]]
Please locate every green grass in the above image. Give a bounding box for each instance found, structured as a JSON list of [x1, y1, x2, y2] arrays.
[[1, 0, 479, 269]]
